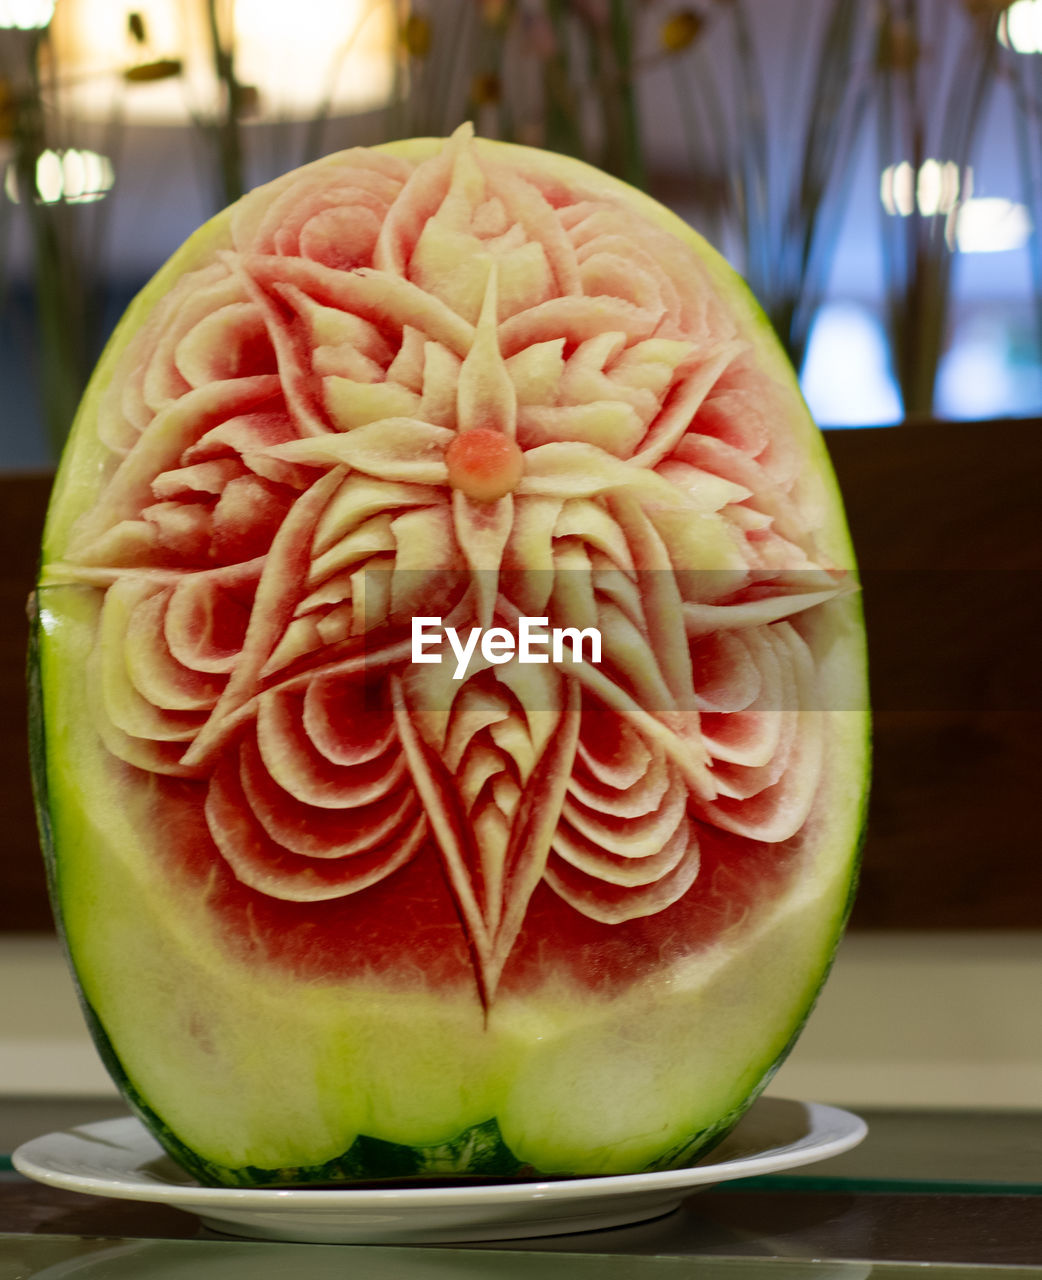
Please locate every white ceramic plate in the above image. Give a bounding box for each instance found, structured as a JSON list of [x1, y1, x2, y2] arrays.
[[13, 1096, 865, 1245]]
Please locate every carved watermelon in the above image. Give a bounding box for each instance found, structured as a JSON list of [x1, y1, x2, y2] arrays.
[[31, 127, 868, 1186]]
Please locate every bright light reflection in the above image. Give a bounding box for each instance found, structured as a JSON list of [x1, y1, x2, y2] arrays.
[[956, 198, 1032, 253], [51, 0, 394, 122], [0, 0, 54, 28], [51, 0, 199, 123], [35, 149, 64, 203], [999, 0, 1042, 53], [880, 159, 966, 217], [4, 148, 115, 204], [235, 0, 395, 117]]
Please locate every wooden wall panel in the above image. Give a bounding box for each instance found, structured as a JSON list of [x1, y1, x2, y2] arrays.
[[0, 472, 53, 930], [2, 417, 1039, 930], [826, 418, 1042, 928]]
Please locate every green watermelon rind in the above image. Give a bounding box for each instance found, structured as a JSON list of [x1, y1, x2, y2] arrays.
[[72, 966, 814, 1188], [65, 893, 864, 1187], [83, 997, 528, 1186], [75, 983, 789, 1187]]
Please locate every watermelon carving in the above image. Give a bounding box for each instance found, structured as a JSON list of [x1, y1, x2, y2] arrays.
[[31, 126, 868, 1185]]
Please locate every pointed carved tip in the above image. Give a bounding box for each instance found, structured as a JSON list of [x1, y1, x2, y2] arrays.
[[477, 259, 499, 333]]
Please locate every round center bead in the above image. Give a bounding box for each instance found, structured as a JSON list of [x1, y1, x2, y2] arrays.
[[445, 428, 524, 502]]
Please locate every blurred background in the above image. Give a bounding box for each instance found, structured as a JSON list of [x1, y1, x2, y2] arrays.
[[0, 0, 1039, 1108], [0, 0, 1040, 462]]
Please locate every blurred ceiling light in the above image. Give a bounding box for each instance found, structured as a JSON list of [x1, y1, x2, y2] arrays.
[[0, 0, 54, 28], [954, 197, 1032, 252], [998, 0, 1042, 53], [4, 147, 115, 203], [880, 159, 967, 217], [50, 0, 395, 124], [234, 0, 393, 118]]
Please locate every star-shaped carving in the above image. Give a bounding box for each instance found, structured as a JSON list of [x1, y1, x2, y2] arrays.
[[49, 128, 849, 1004]]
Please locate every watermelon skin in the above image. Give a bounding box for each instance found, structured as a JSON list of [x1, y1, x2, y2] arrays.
[[32, 129, 869, 1184]]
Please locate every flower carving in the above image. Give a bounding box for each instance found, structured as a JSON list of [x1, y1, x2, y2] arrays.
[[52, 127, 847, 1003]]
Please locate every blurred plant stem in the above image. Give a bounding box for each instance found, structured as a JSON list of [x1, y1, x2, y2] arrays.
[[203, 0, 245, 206], [875, 0, 999, 419], [301, 0, 393, 164], [3, 26, 98, 458], [541, 0, 585, 159], [663, 0, 870, 374], [392, 1, 476, 140], [592, 0, 646, 187], [394, 1, 645, 185]]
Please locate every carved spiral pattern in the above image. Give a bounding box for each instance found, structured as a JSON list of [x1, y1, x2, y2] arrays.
[[56, 128, 847, 1001]]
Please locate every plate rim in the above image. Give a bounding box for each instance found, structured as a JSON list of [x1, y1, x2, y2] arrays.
[[12, 1096, 867, 1210]]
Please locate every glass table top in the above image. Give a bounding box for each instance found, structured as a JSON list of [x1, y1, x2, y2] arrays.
[[2, 1099, 1041, 1275], [2, 1235, 1042, 1280]]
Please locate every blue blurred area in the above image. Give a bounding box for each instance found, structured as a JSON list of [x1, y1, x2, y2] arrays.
[[0, 279, 144, 469], [802, 298, 1042, 428]]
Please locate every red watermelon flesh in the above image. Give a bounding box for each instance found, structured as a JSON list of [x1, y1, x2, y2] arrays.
[[32, 126, 868, 1183]]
